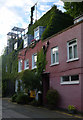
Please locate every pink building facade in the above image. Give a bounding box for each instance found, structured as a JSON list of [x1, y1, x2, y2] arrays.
[[18, 21, 83, 111]]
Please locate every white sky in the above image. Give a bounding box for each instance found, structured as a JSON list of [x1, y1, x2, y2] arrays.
[[0, 0, 65, 55]]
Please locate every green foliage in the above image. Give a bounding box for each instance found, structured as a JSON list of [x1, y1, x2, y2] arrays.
[[64, 2, 83, 18], [2, 42, 23, 96], [30, 99, 40, 106], [17, 80, 21, 92], [11, 93, 18, 102], [28, 5, 73, 40], [2, 79, 7, 97], [17, 69, 40, 90], [37, 49, 47, 77], [46, 89, 59, 106], [68, 105, 76, 111], [16, 92, 30, 104]]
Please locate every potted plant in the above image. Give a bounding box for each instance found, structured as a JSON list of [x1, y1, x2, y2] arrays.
[[68, 105, 76, 114]]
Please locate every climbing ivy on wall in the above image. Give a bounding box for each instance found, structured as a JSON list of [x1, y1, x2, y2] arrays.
[[37, 48, 47, 76], [36, 48, 47, 87], [2, 42, 23, 96], [28, 5, 73, 40]]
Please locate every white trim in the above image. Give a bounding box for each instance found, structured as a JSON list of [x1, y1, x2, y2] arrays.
[[51, 46, 59, 65], [66, 58, 79, 63], [18, 59, 22, 73], [67, 38, 78, 61], [60, 75, 79, 85], [32, 53, 37, 69], [32, 66, 37, 70], [24, 59, 29, 70], [60, 81, 79, 85], [50, 62, 59, 67]]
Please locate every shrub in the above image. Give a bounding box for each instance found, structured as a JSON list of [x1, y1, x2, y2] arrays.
[[11, 93, 17, 102], [30, 99, 39, 106], [46, 89, 59, 106], [68, 105, 76, 111], [16, 92, 30, 104]]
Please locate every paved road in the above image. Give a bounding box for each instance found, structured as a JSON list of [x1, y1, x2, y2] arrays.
[[2, 98, 83, 119]]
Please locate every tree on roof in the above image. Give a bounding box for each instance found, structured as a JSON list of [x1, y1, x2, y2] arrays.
[[64, 2, 83, 18]]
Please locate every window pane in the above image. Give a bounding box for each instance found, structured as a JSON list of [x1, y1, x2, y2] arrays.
[[56, 51, 59, 62], [34, 55, 37, 66], [26, 60, 29, 68], [35, 30, 39, 39], [69, 47, 72, 59], [62, 76, 69, 82], [19, 60, 22, 71], [71, 75, 79, 81], [74, 45, 77, 58], [51, 47, 58, 64], [53, 54, 55, 63], [24, 38, 27, 48]]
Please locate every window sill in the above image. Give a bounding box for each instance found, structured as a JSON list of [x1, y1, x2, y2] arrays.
[[60, 81, 79, 85], [32, 66, 37, 70], [50, 62, 59, 67], [24, 67, 29, 70], [66, 58, 79, 63], [18, 70, 22, 73]]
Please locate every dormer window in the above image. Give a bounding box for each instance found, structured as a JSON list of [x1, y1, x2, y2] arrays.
[[24, 36, 27, 48], [34, 26, 45, 41], [24, 34, 34, 48], [34, 28, 39, 41], [14, 42, 17, 50]]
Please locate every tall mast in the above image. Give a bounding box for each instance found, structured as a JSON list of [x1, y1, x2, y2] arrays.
[[35, 2, 37, 21]]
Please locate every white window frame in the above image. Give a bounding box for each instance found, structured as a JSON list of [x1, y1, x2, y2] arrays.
[[34, 28, 39, 41], [24, 59, 29, 70], [24, 38, 28, 48], [61, 75, 79, 85], [67, 39, 78, 62], [32, 53, 37, 69], [51, 46, 59, 66], [18, 59, 22, 72], [14, 42, 17, 50]]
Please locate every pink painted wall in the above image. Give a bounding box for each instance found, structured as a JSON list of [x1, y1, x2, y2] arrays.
[[18, 22, 83, 111], [43, 22, 83, 111], [81, 22, 83, 111]]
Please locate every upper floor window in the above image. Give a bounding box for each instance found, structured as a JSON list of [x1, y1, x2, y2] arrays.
[[67, 39, 78, 61], [23, 34, 34, 48], [51, 47, 59, 65], [61, 75, 79, 85], [14, 42, 17, 50], [32, 53, 37, 69], [24, 59, 29, 70], [34, 28, 39, 41], [34, 26, 45, 41], [18, 60, 22, 72], [24, 37, 27, 48]]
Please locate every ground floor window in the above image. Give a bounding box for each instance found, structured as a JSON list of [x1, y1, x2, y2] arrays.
[[61, 74, 79, 85]]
